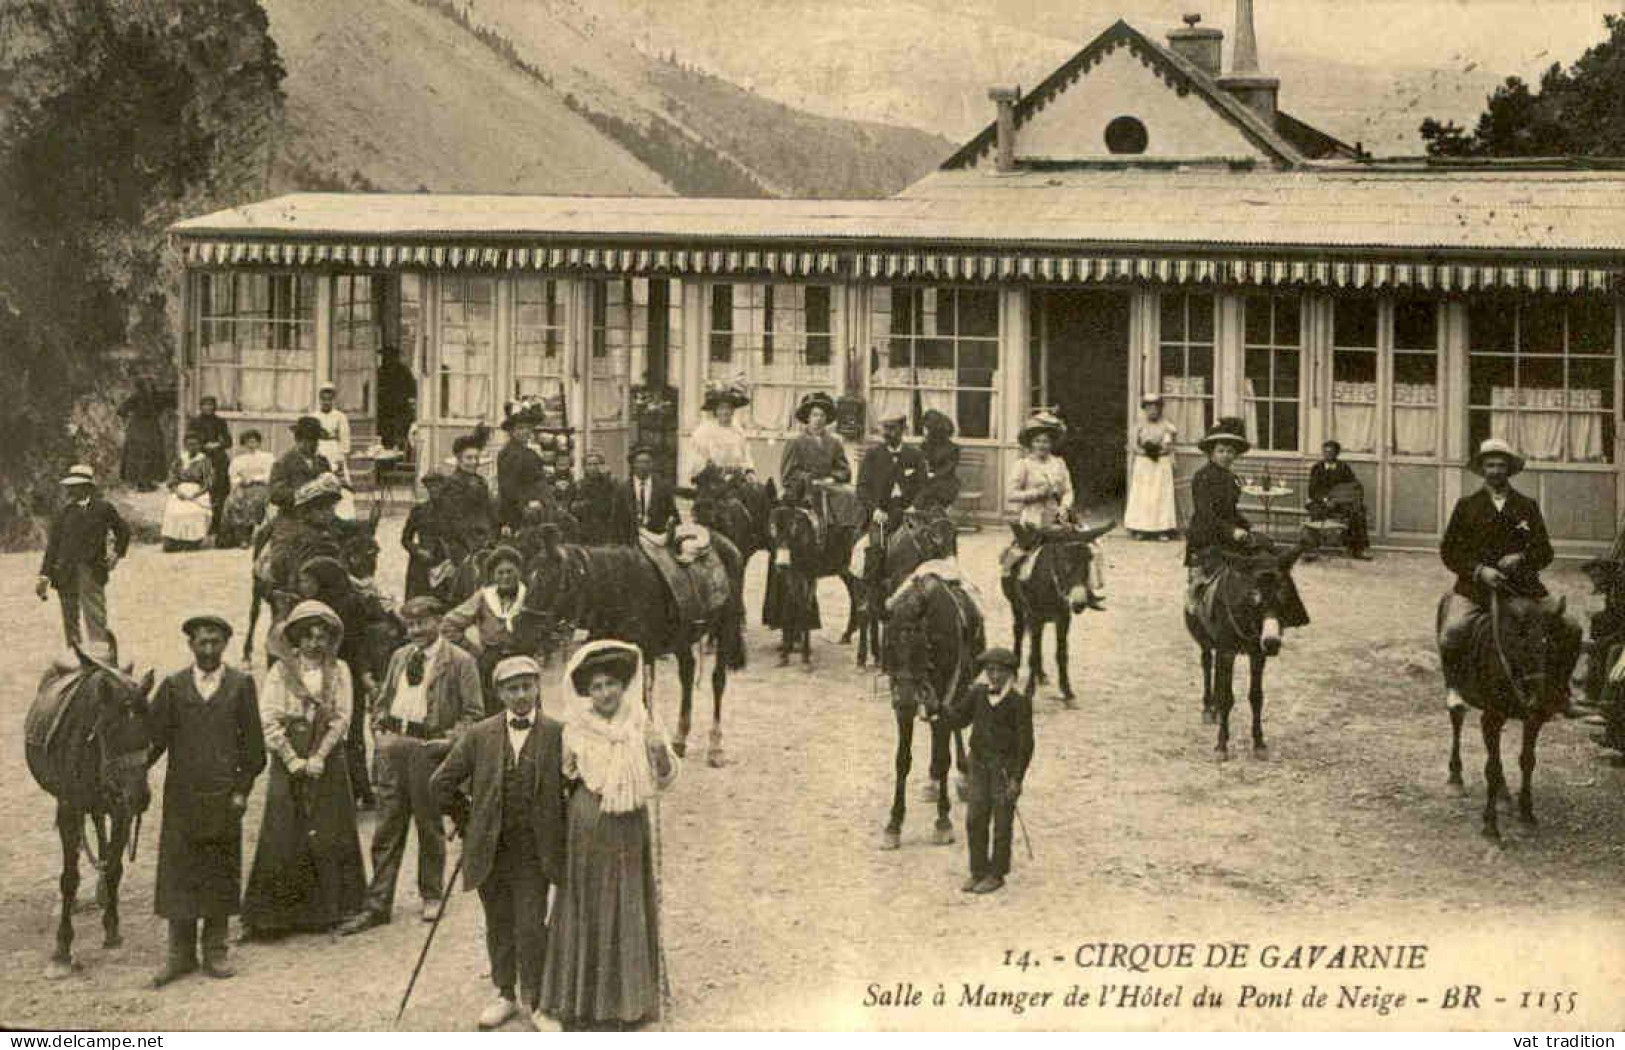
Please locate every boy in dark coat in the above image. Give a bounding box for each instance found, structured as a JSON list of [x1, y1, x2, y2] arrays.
[[146, 615, 266, 986], [430, 656, 567, 1031], [36, 466, 131, 653], [936, 648, 1032, 895]]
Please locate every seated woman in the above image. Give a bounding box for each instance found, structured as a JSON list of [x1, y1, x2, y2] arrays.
[[915, 409, 961, 515], [779, 391, 856, 537], [691, 381, 755, 488], [218, 429, 275, 549], [442, 544, 534, 707], [1002, 411, 1104, 609], [540, 640, 679, 1030], [242, 601, 367, 938], [161, 429, 215, 552]]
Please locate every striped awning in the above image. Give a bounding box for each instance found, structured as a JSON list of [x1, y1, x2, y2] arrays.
[[175, 239, 1618, 293]]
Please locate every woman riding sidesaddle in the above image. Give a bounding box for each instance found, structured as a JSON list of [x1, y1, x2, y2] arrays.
[[1000, 411, 1106, 608], [1184, 417, 1309, 628]]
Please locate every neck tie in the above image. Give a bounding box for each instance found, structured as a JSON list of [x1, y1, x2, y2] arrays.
[[639, 481, 647, 521], [509, 716, 532, 731], [406, 647, 426, 686]]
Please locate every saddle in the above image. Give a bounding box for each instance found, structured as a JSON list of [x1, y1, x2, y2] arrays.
[[26, 665, 91, 753], [884, 564, 985, 719], [638, 528, 729, 627]]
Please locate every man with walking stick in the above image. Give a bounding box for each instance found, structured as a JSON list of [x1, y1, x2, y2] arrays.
[[430, 656, 566, 1031], [934, 648, 1034, 895]]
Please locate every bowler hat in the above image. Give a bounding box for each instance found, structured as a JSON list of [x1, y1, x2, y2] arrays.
[[291, 416, 324, 442]]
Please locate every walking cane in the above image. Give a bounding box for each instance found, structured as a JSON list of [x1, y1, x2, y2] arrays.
[[395, 851, 465, 1027], [1013, 804, 1035, 862]]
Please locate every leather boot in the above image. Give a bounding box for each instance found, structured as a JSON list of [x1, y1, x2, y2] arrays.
[[151, 919, 198, 988], [200, 916, 235, 979]]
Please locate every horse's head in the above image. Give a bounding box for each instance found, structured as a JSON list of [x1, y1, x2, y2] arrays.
[[905, 513, 958, 562], [1219, 543, 1306, 656], [76, 650, 155, 816], [341, 533, 381, 581]]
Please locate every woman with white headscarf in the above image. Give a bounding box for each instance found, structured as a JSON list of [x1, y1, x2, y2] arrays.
[[540, 640, 679, 1029]]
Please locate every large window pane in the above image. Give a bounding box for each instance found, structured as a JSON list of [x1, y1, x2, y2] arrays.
[[870, 286, 999, 439], [194, 271, 317, 412], [708, 281, 835, 431], [439, 276, 494, 419], [1241, 294, 1302, 452], [1157, 292, 1215, 441]]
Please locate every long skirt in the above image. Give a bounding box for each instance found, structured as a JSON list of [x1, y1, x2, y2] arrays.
[[762, 558, 820, 633], [540, 790, 662, 1026], [218, 482, 270, 549], [241, 753, 367, 934], [161, 492, 212, 545], [1125, 454, 1178, 533]]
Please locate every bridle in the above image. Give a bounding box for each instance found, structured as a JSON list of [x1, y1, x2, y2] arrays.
[[1489, 590, 1546, 713], [82, 671, 147, 868]]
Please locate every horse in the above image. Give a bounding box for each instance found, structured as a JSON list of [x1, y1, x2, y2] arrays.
[[689, 465, 775, 585], [522, 524, 746, 766], [854, 511, 958, 670], [880, 567, 984, 850], [1184, 543, 1307, 759], [25, 649, 154, 979], [245, 498, 380, 663], [763, 483, 864, 668], [1001, 520, 1117, 706], [1437, 590, 1581, 840]]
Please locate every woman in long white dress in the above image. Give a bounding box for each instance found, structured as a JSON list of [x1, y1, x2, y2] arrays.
[[161, 430, 214, 551], [1125, 394, 1179, 540], [314, 383, 357, 521]]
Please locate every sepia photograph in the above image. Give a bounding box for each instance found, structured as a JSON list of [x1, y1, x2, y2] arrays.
[[1, 0, 1624, 1034]]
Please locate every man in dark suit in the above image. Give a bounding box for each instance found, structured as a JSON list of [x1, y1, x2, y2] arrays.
[[36, 466, 131, 653], [431, 655, 566, 1032], [147, 615, 265, 986], [935, 647, 1033, 895], [857, 412, 925, 537], [341, 597, 484, 935], [496, 406, 550, 533], [1306, 440, 1372, 559], [1439, 438, 1582, 713], [615, 444, 678, 543], [267, 416, 332, 512], [571, 450, 619, 545]]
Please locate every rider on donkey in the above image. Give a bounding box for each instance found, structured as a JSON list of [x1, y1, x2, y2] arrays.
[[1184, 417, 1308, 629], [780, 391, 860, 546], [857, 411, 925, 541], [691, 380, 755, 486], [1002, 411, 1104, 610], [496, 401, 553, 535], [1438, 437, 1582, 715], [444, 426, 498, 555]]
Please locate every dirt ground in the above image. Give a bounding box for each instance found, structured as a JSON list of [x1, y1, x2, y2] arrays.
[[1, 516, 1622, 1032]]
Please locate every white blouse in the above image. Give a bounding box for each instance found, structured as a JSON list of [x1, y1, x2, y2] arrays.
[[229, 449, 275, 486], [1006, 454, 1074, 527], [259, 658, 352, 765], [690, 418, 753, 475]]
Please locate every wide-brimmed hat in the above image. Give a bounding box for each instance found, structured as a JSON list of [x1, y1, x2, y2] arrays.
[[702, 381, 750, 413], [493, 655, 543, 686], [290, 416, 324, 442], [920, 409, 956, 438], [1196, 417, 1251, 455], [977, 647, 1019, 672], [485, 544, 525, 574], [567, 639, 641, 697], [1017, 411, 1068, 450], [293, 473, 344, 508], [795, 392, 837, 424], [501, 400, 545, 431], [1468, 437, 1525, 476], [60, 464, 95, 487], [182, 614, 233, 639], [283, 600, 343, 645]]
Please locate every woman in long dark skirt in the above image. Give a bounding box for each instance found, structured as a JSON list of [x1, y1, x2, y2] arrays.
[[294, 556, 383, 810], [242, 601, 366, 937], [540, 640, 679, 1030]]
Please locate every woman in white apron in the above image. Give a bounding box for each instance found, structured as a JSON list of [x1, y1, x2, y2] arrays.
[[161, 430, 214, 551], [314, 383, 356, 520], [1125, 393, 1179, 540]]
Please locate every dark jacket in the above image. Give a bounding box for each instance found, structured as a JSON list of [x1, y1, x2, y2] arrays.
[[1184, 462, 1250, 567], [267, 448, 331, 510], [496, 441, 550, 531], [188, 414, 233, 495], [443, 470, 497, 549], [148, 665, 266, 919], [916, 439, 962, 512], [1441, 486, 1553, 599], [372, 640, 483, 736], [572, 474, 621, 546], [614, 475, 679, 541], [430, 712, 568, 891], [857, 441, 925, 517], [940, 681, 1034, 783], [40, 496, 131, 587], [1307, 460, 1358, 505]]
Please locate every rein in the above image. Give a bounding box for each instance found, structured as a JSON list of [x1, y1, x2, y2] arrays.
[[1489, 590, 1538, 712]]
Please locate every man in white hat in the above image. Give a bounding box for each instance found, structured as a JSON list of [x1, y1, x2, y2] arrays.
[[1439, 438, 1581, 712], [36, 466, 130, 651], [430, 654, 566, 1031]]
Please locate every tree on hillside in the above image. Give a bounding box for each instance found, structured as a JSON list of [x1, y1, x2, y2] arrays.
[[0, 0, 284, 542], [1421, 14, 1625, 157]]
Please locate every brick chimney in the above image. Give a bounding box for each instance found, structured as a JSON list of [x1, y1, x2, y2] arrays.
[[1219, 0, 1280, 122], [1166, 13, 1223, 79], [988, 86, 1021, 172]]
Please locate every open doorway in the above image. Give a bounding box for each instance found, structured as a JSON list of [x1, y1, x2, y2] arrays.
[[1032, 289, 1132, 509]]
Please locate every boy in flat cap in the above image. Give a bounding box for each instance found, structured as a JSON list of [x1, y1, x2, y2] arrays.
[[431, 655, 567, 1031], [341, 596, 484, 935], [935, 648, 1033, 895], [147, 615, 265, 986]]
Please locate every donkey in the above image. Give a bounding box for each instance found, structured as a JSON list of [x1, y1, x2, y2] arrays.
[[854, 511, 958, 670], [523, 525, 746, 766], [690, 465, 775, 585], [1002, 521, 1117, 706], [1438, 591, 1581, 839], [764, 496, 865, 668], [1185, 543, 1308, 758], [25, 649, 154, 978]]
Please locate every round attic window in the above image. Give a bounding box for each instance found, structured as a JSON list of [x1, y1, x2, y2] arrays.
[[1104, 116, 1149, 155]]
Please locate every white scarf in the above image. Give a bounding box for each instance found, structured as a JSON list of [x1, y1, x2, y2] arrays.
[[563, 695, 679, 814], [481, 583, 527, 633]]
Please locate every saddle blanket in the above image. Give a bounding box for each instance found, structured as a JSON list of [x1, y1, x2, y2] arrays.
[[820, 483, 867, 530], [639, 533, 730, 625], [1185, 565, 1224, 623], [886, 559, 985, 615], [26, 665, 88, 752]]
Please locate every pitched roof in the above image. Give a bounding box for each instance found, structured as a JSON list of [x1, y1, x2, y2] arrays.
[[1275, 111, 1362, 161], [940, 19, 1306, 171]]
